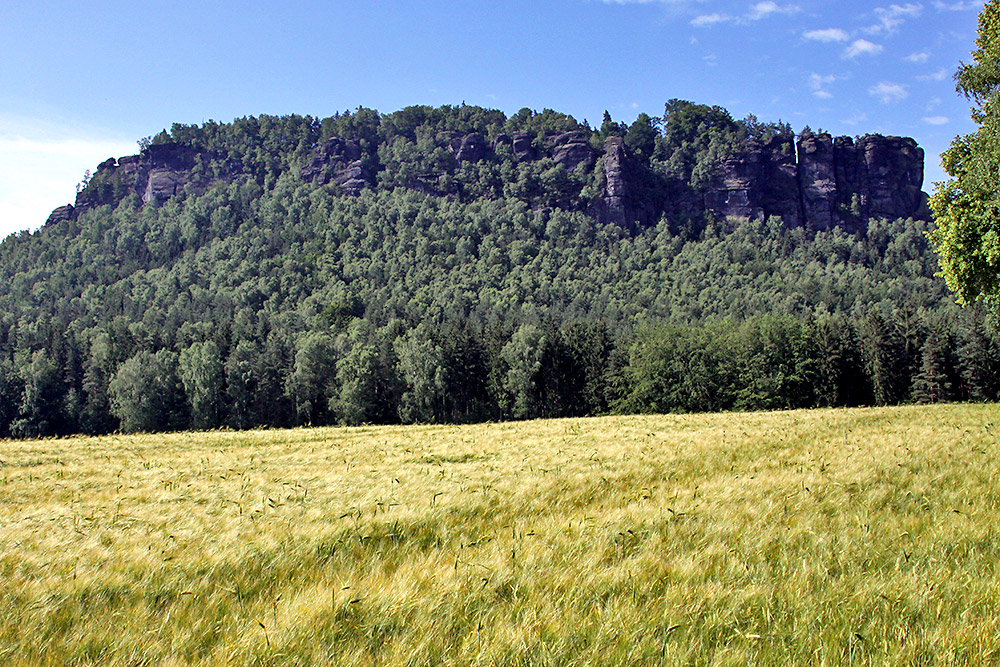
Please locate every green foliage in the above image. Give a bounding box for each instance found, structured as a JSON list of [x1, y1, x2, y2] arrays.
[[503, 107, 585, 136], [624, 113, 658, 159], [0, 102, 992, 438], [11, 349, 67, 438], [108, 350, 187, 433], [500, 324, 546, 420], [394, 324, 447, 424], [179, 340, 224, 429], [930, 0, 1000, 306], [655, 99, 747, 188], [286, 332, 339, 426]]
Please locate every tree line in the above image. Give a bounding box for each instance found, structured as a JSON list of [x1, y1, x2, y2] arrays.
[[2, 304, 997, 437]]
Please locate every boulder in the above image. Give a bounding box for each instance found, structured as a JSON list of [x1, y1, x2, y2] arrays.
[[300, 136, 371, 194], [511, 132, 535, 161], [590, 137, 653, 230], [45, 205, 75, 227], [759, 135, 802, 227], [548, 131, 596, 172], [143, 168, 191, 204], [455, 132, 487, 163], [859, 135, 925, 222]]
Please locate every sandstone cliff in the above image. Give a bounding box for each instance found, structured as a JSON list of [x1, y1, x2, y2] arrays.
[[53, 127, 930, 235]]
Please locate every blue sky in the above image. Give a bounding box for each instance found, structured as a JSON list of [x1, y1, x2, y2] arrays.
[[0, 0, 986, 238]]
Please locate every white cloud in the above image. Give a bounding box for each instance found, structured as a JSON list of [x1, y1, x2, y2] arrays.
[[845, 39, 884, 58], [691, 13, 732, 26], [803, 28, 850, 42], [690, 3, 799, 27], [843, 112, 869, 126], [923, 115, 950, 124], [809, 73, 837, 98], [933, 1, 984, 9], [0, 117, 136, 238], [905, 51, 930, 62], [869, 81, 910, 103], [867, 3, 924, 34], [918, 67, 950, 81], [748, 1, 801, 20]]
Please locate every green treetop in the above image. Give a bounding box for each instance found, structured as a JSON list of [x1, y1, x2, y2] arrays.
[[929, 0, 1000, 306]]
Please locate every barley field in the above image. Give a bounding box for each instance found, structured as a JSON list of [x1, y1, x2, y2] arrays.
[[1, 404, 998, 665]]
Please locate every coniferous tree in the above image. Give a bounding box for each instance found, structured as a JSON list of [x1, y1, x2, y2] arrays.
[[910, 324, 955, 404]]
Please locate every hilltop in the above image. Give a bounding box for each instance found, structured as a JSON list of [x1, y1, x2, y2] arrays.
[[0, 103, 995, 437], [49, 102, 929, 234]]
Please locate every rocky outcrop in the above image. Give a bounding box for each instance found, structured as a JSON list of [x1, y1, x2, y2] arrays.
[[589, 137, 654, 230], [691, 132, 926, 232], [512, 132, 535, 161], [700, 136, 801, 227], [48, 124, 930, 237], [436, 131, 487, 163], [795, 133, 928, 233], [45, 204, 75, 227], [300, 137, 372, 195], [858, 135, 928, 223], [545, 131, 596, 172], [489, 130, 595, 169], [70, 142, 208, 217]]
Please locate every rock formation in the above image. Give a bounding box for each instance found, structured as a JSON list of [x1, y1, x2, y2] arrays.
[[588, 137, 654, 231], [71, 142, 209, 216], [52, 127, 931, 236], [794, 133, 928, 233], [701, 135, 802, 227], [299, 137, 372, 195]]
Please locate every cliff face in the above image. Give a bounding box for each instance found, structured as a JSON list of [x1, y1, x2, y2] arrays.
[[54, 128, 930, 234], [299, 137, 371, 195], [56, 142, 215, 222], [700, 133, 928, 232]]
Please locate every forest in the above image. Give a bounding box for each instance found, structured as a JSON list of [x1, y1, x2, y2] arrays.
[[0, 103, 997, 437]]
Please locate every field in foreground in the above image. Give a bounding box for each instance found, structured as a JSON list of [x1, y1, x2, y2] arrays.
[[1, 405, 999, 666]]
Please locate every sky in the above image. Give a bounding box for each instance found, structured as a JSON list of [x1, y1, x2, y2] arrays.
[[0, 0, 987, 239]]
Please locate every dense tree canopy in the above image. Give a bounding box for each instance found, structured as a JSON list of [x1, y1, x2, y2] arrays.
[[930, 0, 1000, 307], [0, 101, 995, 437]]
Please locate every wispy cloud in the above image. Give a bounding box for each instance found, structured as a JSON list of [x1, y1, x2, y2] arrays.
[[917, 67, 950, 81], [691, 13, 732, 26], [905, 51, 930, 63], [923, 115, 950, 124], [748, 2, 801, 20], [866, 3, 924, 34], [691, 2, 799, 26], [932, 1, 984, 10], [845, 39, 884, 58], [809, 73, 837, 99], [803, 28, 850, 42], [869, 81, 909, 103]]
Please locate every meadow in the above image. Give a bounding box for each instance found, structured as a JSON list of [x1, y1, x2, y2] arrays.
[[1, 404, 998, 665]]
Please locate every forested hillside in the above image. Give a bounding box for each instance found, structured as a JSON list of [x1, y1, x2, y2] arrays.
[[1, 103, 997, 437]]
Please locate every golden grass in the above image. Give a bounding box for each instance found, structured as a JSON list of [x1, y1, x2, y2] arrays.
[[1, 404, 998, 665]]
